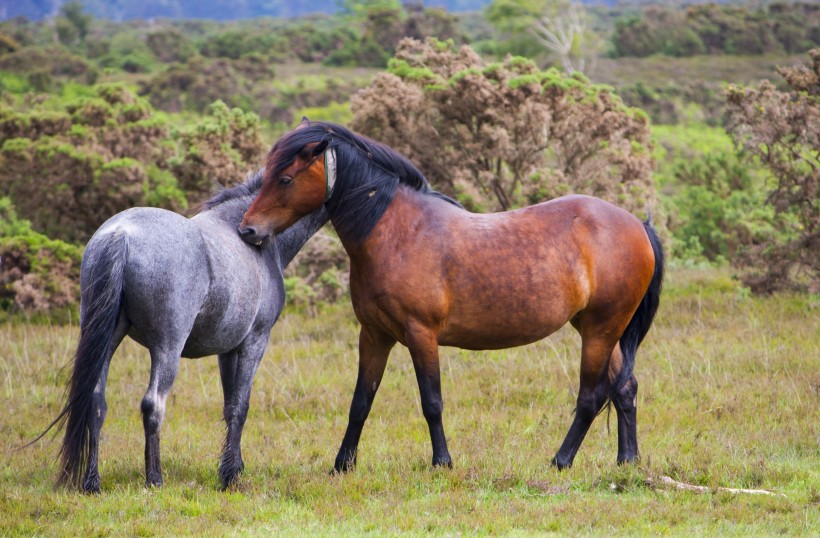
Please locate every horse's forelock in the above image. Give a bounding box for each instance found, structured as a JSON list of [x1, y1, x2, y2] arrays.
[[266, 125, 334, 178]]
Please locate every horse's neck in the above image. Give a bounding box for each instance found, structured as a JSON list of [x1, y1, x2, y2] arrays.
[[205, 197, 326, 268], [275, 206, 330, 267], [335, 188, 415, 263], [207, 197, 252, 229]]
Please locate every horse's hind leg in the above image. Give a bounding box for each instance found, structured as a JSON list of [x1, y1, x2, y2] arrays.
[[333, 326, 395, 473], [612, 370, 639, 465], [217, 335, 268, 490], [551, 334, 616, 469], [141, 345, 183, 488], [82, 316, 128, 493]]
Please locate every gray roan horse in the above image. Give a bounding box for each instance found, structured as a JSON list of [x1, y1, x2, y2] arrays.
[[35, 171, 328, 493]]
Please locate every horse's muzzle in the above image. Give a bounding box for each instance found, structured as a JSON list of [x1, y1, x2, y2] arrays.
[[238, 225, 270, 247]]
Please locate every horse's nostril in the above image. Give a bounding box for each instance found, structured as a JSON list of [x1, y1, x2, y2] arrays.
[[238, 225, 269, 247]]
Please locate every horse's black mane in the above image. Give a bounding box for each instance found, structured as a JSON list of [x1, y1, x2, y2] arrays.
[[268, 121, 461, 243], [199, 169, 264, 212]]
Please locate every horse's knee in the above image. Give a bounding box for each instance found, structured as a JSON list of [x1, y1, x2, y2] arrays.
[[141, 396, 164, 433], [421, 395, 444, 421], [349, 384, 378, 423], [575, 389, 603, 420]]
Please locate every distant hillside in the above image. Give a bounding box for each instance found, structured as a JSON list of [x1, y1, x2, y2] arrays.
[[2, 1, 623, 22]]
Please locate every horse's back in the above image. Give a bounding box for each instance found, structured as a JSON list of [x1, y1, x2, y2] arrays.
[[87, 207, 206, 285], [460, 194, 655, 318]]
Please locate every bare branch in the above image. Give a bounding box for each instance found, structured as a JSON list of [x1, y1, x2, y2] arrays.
[[646, 476, 787, 497]]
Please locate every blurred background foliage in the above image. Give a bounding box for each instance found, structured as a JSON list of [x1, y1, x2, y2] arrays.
[[0, 0, 818, 314]]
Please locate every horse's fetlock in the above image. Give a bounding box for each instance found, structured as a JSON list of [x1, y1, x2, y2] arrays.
[[143, 415, 161, 433], [82, 471, 101, 494]]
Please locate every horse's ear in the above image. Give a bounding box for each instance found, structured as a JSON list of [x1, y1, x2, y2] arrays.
[[295, 116, 310, 130], [311, 139, 329, 157]]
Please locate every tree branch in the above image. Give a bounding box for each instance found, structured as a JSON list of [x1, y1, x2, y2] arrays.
[[645, 475, 786, 497]]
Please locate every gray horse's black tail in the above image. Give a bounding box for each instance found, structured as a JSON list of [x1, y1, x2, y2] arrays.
[[611, 219, 664, 398], [31, 232, 127, 489]]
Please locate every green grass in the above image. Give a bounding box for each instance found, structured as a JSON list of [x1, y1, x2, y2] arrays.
[[2, 268, 818, 535]]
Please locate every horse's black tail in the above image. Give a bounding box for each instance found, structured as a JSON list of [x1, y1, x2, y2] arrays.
[[611, 219, 664, 398], [29, 232, 128, 489]]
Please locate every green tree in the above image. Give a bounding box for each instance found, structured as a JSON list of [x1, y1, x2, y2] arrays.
[[339, 0, 403, 18], [485, 0, 546, 57], [55, 1, 93, 47]]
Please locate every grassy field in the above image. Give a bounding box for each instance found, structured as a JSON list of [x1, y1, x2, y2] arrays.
[[1, 267, 818, 536]]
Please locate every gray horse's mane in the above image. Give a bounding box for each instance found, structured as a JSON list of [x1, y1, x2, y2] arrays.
[[198, 170, 264, 212]]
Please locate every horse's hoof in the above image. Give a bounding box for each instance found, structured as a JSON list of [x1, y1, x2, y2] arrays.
[[616, 454, 640, 466], [219, 459, 245, 490], [432, 455, 453, 468], [551, 456, 572, 470], [219, 471, 242, 491], [331, 462, 353, 474], [332, 458, 356, 474], [81, 480, 101, 494], [332, 450, 357, 474]]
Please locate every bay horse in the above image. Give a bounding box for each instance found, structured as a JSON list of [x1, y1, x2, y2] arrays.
[[34, 170, 328, 492], [239, 120, 664, 473]]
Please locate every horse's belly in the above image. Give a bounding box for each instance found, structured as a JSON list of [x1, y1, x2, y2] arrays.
[[179, 340, 227, 359], [180, 303, 270, 358], [126, 324, 248, 359], [438, 310, 569, 350]]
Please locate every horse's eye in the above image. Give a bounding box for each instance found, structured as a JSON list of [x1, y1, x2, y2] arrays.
[[280, 176, 293, 186]]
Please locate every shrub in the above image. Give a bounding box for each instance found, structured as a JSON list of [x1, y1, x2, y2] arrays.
[[0, 198, 81, 313], [284, 229, 350, 306], [138, 55, 275, 115], [352, 38, 656, 217], [610, 2, 819, 58], [0, 84, 263, 243], [169, 101, 265, 198], [0, 45, 98, 83], [146, 27, 197, 63], [725, 49, 820, 294]]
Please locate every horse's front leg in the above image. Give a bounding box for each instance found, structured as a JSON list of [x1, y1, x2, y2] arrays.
[[333, 326, 395, 473], [405, 323, 452, 468], [217, 336, 268, 490]]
